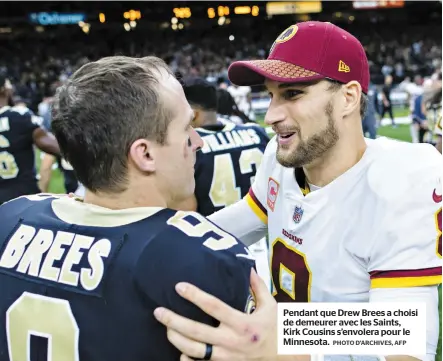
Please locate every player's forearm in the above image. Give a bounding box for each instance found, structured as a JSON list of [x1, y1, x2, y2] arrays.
[[38, 169, 51, 192], [33, 128, 61, 156], [36, 137, 60, 156], [39, 154, 55, 192]]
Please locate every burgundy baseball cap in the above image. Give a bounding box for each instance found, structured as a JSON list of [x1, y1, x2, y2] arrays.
[[228, 21, 369, 93]]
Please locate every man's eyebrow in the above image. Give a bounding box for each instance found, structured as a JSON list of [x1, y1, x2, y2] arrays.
[[265, 81, 316, 92], [277, 82, 314, 89]]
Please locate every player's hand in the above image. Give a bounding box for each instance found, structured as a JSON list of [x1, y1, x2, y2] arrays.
[[153, 269, 279, 361]]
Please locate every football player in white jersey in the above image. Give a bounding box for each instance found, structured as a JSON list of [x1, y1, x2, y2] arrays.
[[153, 21, 442, 361], [227, 83, 255, 121]]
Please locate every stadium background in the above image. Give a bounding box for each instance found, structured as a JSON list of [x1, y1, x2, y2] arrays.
[[0, 1, 441, 358]]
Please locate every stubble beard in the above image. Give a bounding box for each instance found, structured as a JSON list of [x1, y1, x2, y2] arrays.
[[276, 100, 340, 168]]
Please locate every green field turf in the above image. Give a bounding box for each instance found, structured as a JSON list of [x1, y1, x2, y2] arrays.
[[38, 105, 442, 359]]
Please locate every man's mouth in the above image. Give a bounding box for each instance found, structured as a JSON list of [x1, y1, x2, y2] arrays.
[[277, 132, 296, 145], [279, 132, 295, 139]]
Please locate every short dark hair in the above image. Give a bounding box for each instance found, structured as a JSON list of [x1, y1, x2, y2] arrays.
[[51, 56, 174, 193], [182, 77, 218, 111], [327, 79, 368, 119]]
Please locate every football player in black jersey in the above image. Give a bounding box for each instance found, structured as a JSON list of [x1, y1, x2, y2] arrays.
[[0, 57, 255, 361], [177, 77, 269, 216], [0, 75, 60, 204]]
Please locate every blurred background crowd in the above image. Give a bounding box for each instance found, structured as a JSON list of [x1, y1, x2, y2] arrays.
[[0, 1, 441, 149]]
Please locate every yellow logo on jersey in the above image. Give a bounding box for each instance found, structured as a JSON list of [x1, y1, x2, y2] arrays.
[[338, 60, 350, 73]]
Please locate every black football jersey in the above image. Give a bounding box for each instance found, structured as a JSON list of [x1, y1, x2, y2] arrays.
[[0, 194, 255, 361], [195, 122, 269, 216], [0, 106, 41, 203]]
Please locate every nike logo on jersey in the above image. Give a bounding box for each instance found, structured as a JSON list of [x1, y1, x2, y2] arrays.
[[433, 188, 442, 203], [236, 247, 255, 260]]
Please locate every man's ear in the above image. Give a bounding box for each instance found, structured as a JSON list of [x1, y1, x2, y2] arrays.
[[342, 81, 361, 118], [129, 139, 156, 173], [192, 109, 201, 128]]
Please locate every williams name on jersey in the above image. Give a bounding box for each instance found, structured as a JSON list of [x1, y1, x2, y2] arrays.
[[195, 122, 269, 216]]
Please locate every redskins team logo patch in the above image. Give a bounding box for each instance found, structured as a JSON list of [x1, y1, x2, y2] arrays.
[[275, 25, 298, 44], [270, 25, 298, 54], [267, 177, 280, 212]]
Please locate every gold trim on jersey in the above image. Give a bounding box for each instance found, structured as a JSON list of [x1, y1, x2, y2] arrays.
[[435, 207, 442, 259], [370, 275, 442, 289], [51, 198, 164, 227], [244, 193, 268, 224], [301, 185, 310, 196]]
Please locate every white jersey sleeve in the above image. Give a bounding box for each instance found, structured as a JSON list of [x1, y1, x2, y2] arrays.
[[368, 143, 442, 289], [208, 199, 266, 247], [243, 136, 278, 224]]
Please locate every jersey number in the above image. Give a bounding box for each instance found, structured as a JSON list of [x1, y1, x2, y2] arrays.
[[0, 135, 18, 179], [167, 211, 238, 251], [209, 148, 263, 207], [7, 292, 79, 361], [270, 238, 312, 302]]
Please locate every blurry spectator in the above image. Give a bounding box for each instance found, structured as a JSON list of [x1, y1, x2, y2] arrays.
[[38, 94, 53, 131], [227, 83, 255, 121], [0, 17, 440, 116], [362, 83, 378, 139], [398, 75, 425, 142], [380, 75, 396, 127], [412, 93, 428, 143]]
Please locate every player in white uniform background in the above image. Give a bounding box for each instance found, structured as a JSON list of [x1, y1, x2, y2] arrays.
[[153, 21, 442, 361], [424, 78, 442, 153], [227, 83, 255, 121], [397, 75, 424, 143]]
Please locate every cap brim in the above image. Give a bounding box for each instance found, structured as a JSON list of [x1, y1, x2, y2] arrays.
[[228, 59, 323, 86]]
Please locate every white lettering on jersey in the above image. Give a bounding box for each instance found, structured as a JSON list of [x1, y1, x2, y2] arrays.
[[0, 224, 111, 291], [200, 129, 261, 154]]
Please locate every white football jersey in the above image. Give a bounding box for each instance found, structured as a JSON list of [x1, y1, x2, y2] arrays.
[[227, 85, 252, 114], [244, 136, 442, 303]]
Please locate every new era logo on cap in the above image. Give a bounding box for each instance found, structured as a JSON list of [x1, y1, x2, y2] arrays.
[[228, 21, 369, 94], [338, 60, 350, 73]]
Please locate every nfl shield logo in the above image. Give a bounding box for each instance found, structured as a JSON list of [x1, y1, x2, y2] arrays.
[[293, 206, 304, 223]]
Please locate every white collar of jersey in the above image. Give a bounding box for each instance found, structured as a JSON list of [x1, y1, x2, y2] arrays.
[[51, 197, 164, 227], [0, 106, 10, 115], [300, 138, 376, 197], [307, 183, 321, 192]]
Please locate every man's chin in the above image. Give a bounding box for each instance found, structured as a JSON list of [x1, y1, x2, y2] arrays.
[[276, 152, 295, 168]]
